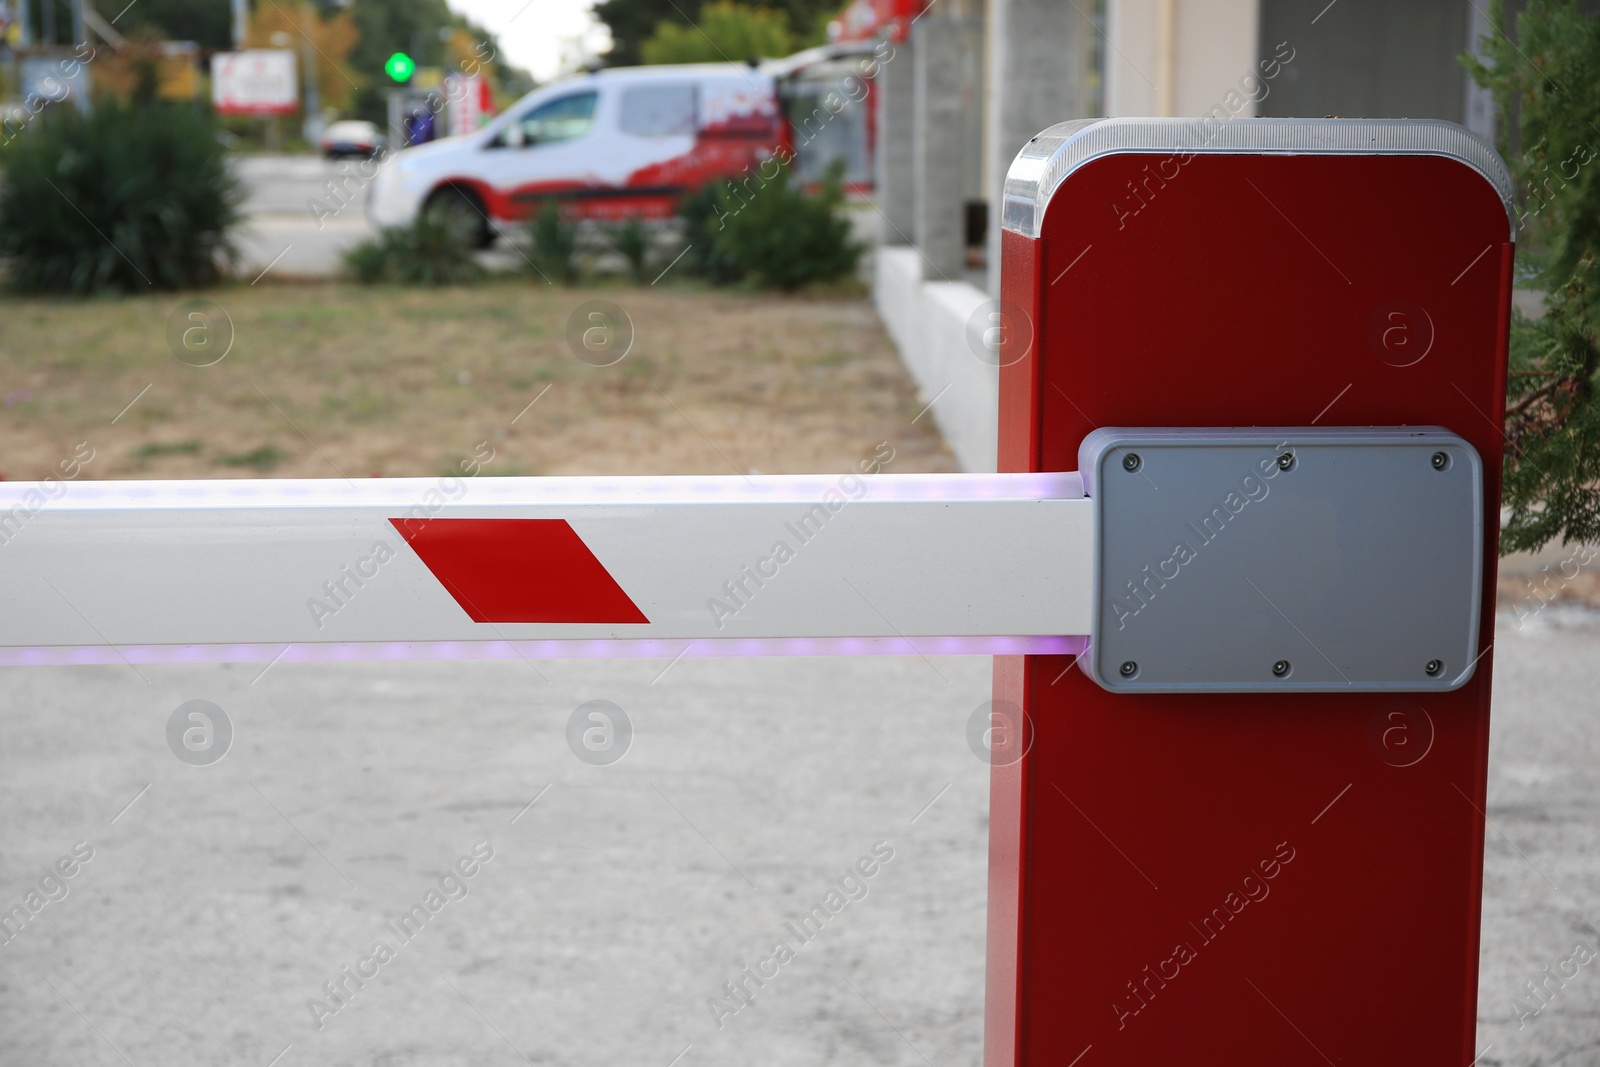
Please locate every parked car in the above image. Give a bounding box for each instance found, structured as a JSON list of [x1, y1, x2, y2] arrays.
[[366, 63, 790, 247], [320, 120, 382, 160]]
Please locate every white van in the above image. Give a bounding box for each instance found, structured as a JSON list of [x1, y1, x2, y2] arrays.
[[367, 64, 786, 245]]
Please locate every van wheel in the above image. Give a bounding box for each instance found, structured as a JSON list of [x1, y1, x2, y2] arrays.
[[424, 187, 493, 248]]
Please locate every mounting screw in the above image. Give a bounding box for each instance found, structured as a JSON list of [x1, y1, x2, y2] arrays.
[[1425, 659, 1444, 676], [1431, 451, 1449, 470], [1276, 451, 1295, 472], [1272, 659, 1291, 677], [1122, 453, 1142, 473], [1119, 660, 1138, 677]]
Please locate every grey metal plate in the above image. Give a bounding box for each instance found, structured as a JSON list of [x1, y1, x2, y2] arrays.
[[1080, 428, 1483, 694]]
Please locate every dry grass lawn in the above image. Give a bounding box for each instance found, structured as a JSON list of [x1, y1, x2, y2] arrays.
[[0, 281, 955, 482], [6, 281, 1594, 608]]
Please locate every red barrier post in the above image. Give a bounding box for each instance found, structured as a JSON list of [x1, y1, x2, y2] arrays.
[[989, 119, 1514, 1066]]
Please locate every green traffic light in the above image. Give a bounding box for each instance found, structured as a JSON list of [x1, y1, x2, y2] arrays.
[[385, 52, 416, 83]]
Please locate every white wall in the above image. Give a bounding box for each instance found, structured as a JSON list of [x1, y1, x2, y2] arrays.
[[874, 247, 998, 473]]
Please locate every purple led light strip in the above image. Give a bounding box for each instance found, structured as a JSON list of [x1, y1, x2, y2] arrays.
[[0, 635, 1089, 667], [0, 472, 1085, 510]]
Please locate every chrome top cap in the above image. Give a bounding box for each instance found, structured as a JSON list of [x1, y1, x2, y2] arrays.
[[1001, 117, 1516, 241]]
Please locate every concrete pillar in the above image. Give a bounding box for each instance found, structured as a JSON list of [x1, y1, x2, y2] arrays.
[[873, 34, 917, 245], [1108, 0, 1260, 118], [914, 18, 981, 280], [1462, 0, 1496, 140], [985, 0, 1098, 293]]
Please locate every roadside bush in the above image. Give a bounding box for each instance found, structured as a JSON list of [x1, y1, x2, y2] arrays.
[[610, 218, 652, 283], [0, 101, 241, 293], [343, 216, 484, 286], [710, 161, 861, 291], [529, 201, 581, 284], [678, 184, 745, 285]]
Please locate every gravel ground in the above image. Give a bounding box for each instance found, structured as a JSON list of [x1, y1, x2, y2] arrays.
[[0, 654, 994, 1067], [0, 608, 1596, 1066], [1473, 606, 1600, 1067]]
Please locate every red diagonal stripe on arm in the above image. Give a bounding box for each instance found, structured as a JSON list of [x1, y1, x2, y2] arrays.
[[390, 518, 649, 624]]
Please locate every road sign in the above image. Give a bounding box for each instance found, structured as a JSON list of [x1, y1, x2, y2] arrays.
[[988, 118, 1512, 1066], [19, 54, 90, 107], [211, 49, 298, 116], [444, 72, 494, 135], [385, 51, 416, 83]]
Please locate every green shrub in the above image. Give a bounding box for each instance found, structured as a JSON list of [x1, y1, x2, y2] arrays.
[[678, 184, 745, 285], [343, 216, 484, 286], [1465, 0, 1600, 551], [529, 201, 580, 285], [710, 161, 861, 291], [0, 101, 241, 293], [610, 218, 652, 283]]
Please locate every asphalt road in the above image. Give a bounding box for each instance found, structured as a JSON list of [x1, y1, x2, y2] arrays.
[[237, 154, 377, 216], [0, 608, 1596, 1066], [229, 153, 881, 282], [233, 154, 381, 281]]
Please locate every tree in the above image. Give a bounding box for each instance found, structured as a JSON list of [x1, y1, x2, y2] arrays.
[[640, 1, 792, 64], [594, 0, 831, 66], [593, 0, 694, 67], [117, 0, 233, 49], [1464, 0, 1600, 553], [247, 4, 361, 115]]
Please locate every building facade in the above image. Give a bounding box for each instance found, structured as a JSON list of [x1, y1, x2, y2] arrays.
[[873, 0, 1505, 470]]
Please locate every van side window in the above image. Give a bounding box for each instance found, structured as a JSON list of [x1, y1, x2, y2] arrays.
[[517, 92, 598, 146], [619, 84, 697, 137]]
